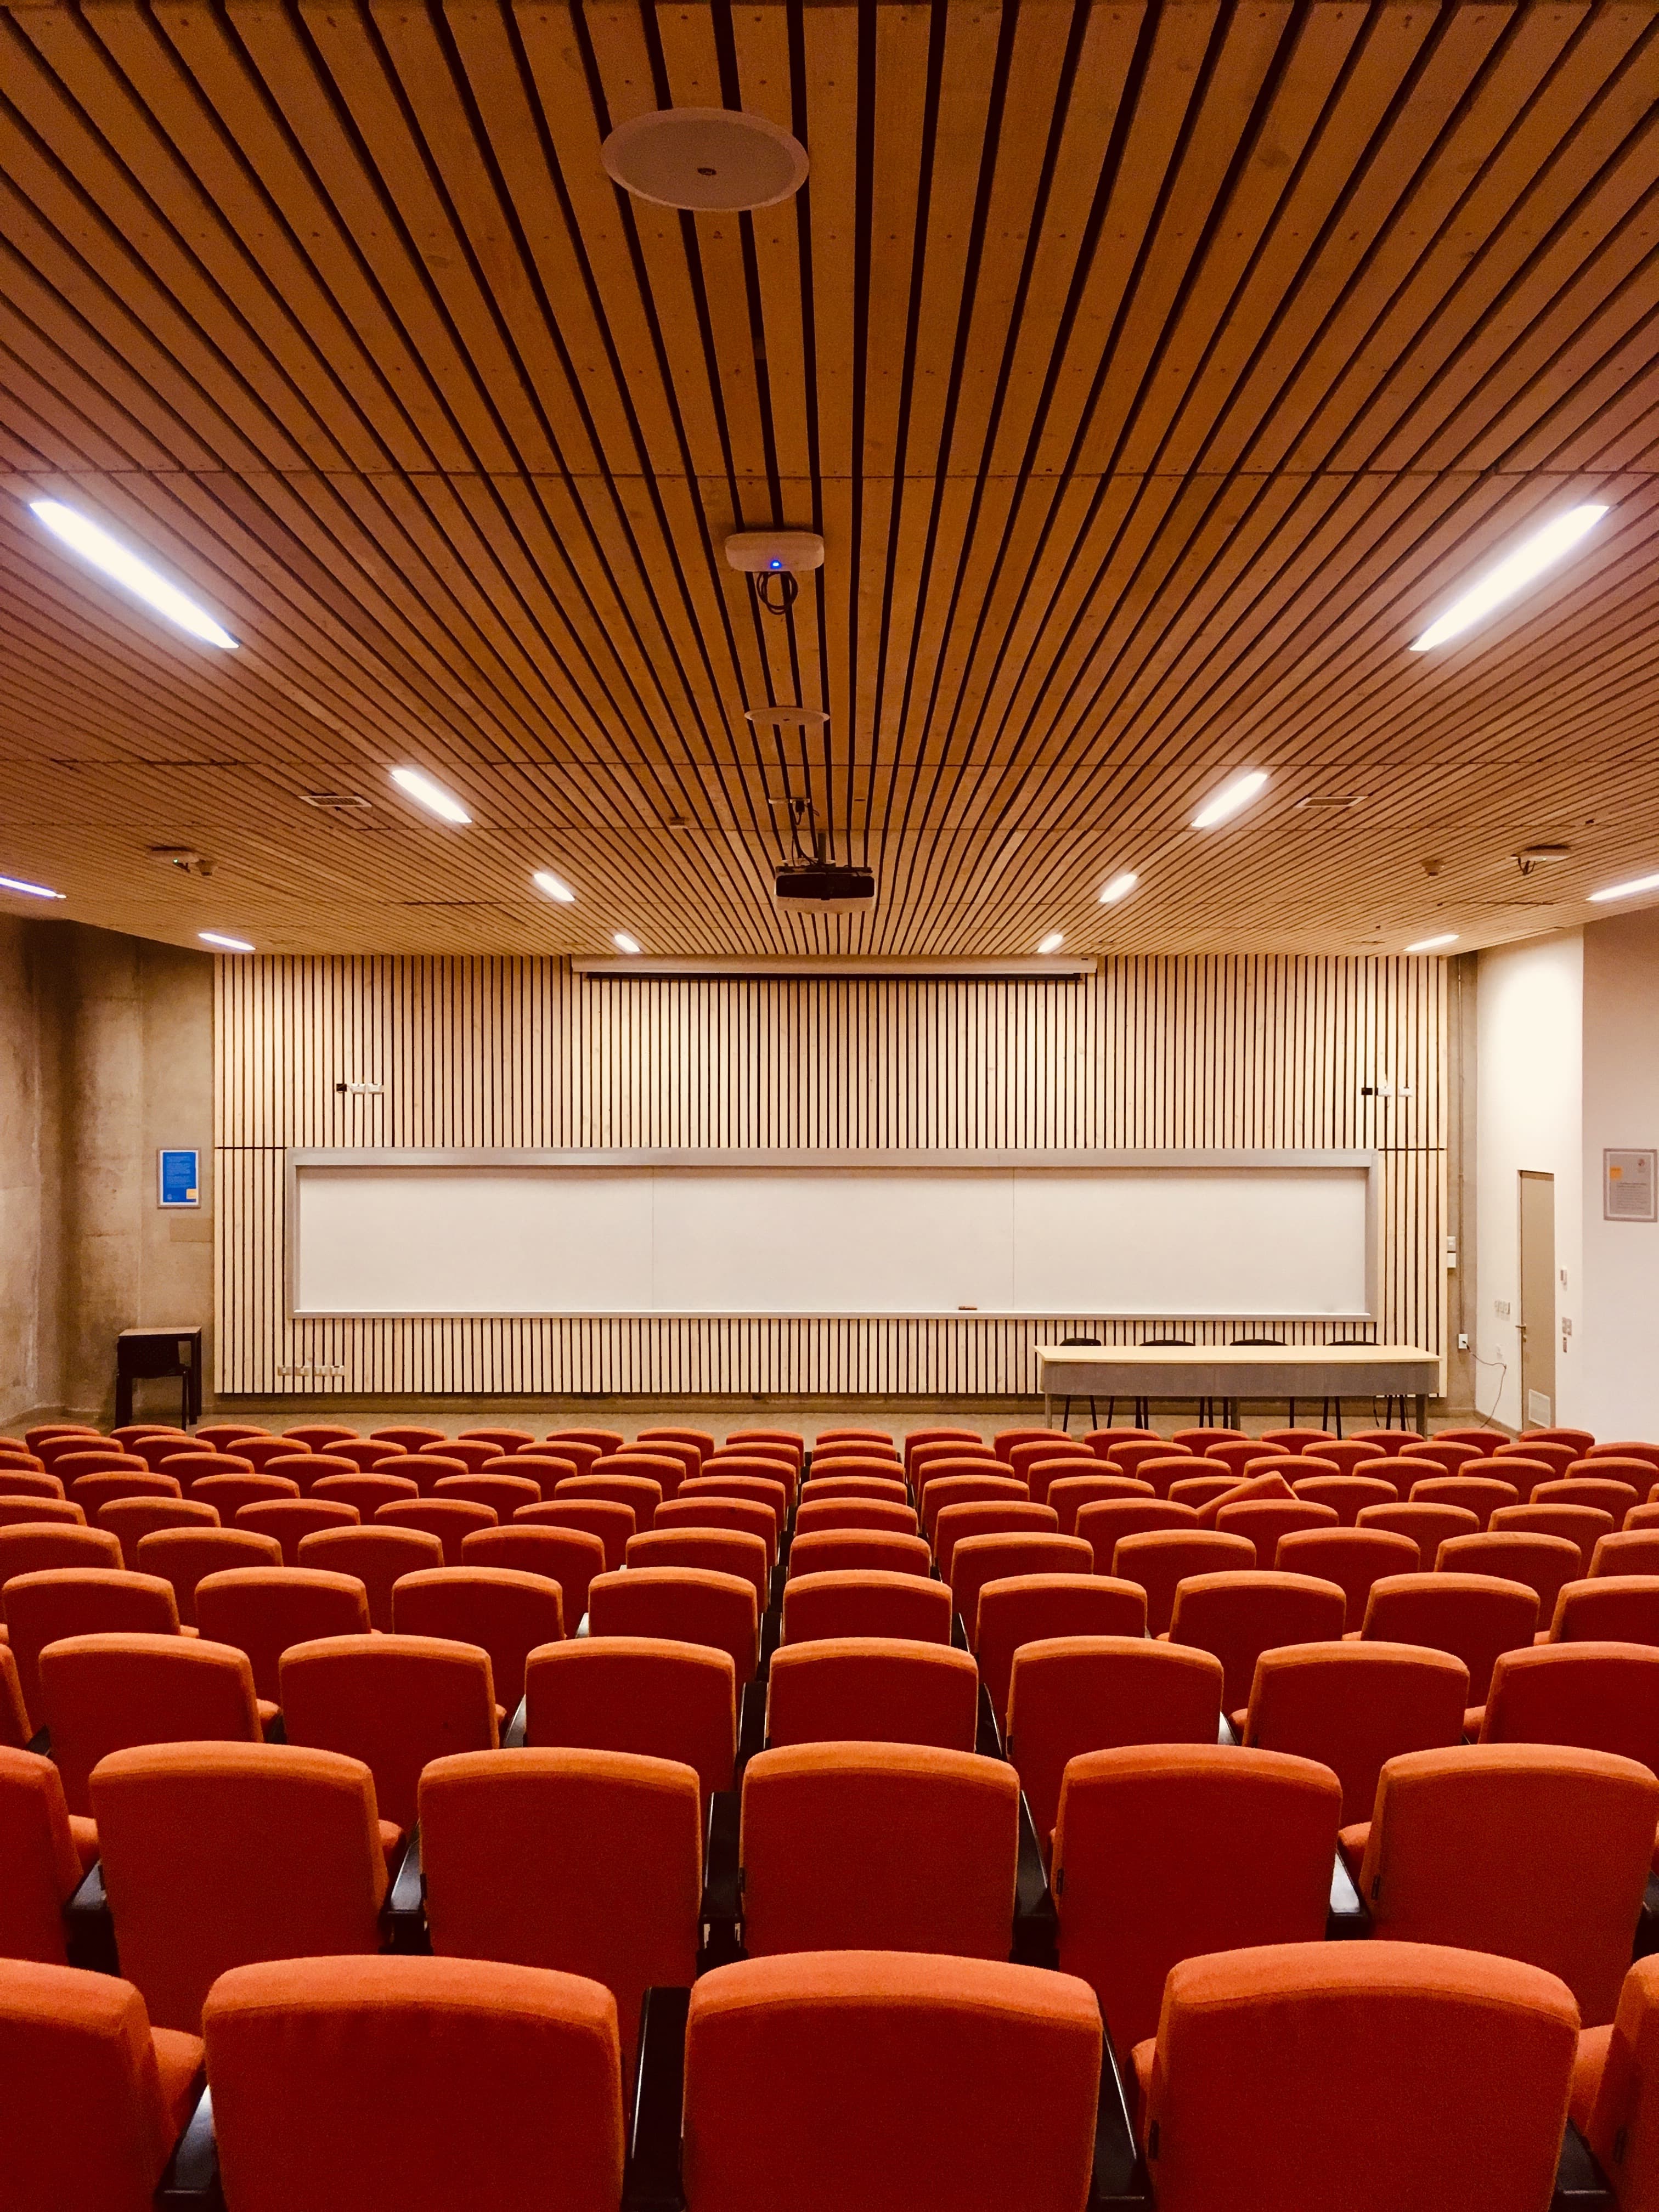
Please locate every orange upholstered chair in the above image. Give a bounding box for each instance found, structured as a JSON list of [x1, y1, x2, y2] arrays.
[[69, 1474, 180, 1520], [703, 1454, 799, 1511], [1538, 1475, 1643, 1525], [588, 1565, 758, 1680], [639, 1425, 714, 1463], [597, 1449, 689, 1502], [4, 1568, 182, 1733], [1137, 1942, 1579, 2212], [95, 1496, 217, 1569], [391, 1566, 563, 1711], [1046, 1475, 1155, 1534], [0, 1521, 112, 1575], [738, 1742, 1019, 1958], [1052, 1742, 1340, 2058], [682, 1474, 789, 1530], [1242, 1640, 1470, 1824], [1548, 1577, 1659, 1646], [1194, 1471, 1293, 1527], [793, 1496, 916, 1537], [37, 1632, 263, 1818], [1357, 1743, 1659, 2024], [1169, 1570, 1348, 1716], [764, 1637, 978, 1752], [817, 1427, 894, 1448], [524, 1637, 735, 1811], [1356, 1498, 1481, 1565], [1274, 1526, 1418, 1630], [434, 1471, 542, 1522], [1497, 1438, 1581, 1482], [1593, 1530, 1659, 1578], [918, 1474, 1027, 1542], [0, 1470, 62, 1501], [555, 1472, 661, 1531], [680, 1952, 1100, 2211], [1008, 1436, 1089, 1487], [780, 1568, 951, 1647], [202, 1954, 623, 2212], [1591, 1440, 1659, 1473], [1436, 1530, 1583, 1621], [1171, 1426, 1245, 1454], [311, 1472, 418, 1520], [488, 1453, 580, 1500], [517, 1498, 634, 1571], [1398, 1437, 1485, 1476], [1110, 1528, 1254, 1635], [0, 1955, 204, 2211], [373, 1452, 469, 1498], [235, 1497, 359, 1563], [1290, 1473, 1400, 1524], [1572, 1955, 1659, 2211], [191, 1472, 301, 1523], [258, 1453, 357, 1497], [279, 1633, 498, 1833], [1073, 1497, 1194, 1569], [656, 1494, 778, 1571], [788, 1528, 930, 1580], [462, 1524, 606, 1628], [91, 1741, 387, 2033], [134, 1527, 281, 1627], [1007, 1637, 1225, 1849], [370, 1425, 449, 1451], [626, 1530, 769, 1609], [281, 1426, 359, 1451], [420, 1746, 699, 2081], [0, 1645, 30, 1748], [374, 1496, 496, 1564], [426, 1440, 510, 1476], [933, 1500, 1056, 1578], [1130, 1457, 1215, 1501], [194, 1566, 371, 1703], [1360, 1572, 1538, 1724], [975, 1573, 1146, 1722], [949, 1532, 1091, 1643], [294, 1523, 443, 1632], [1216, 1497, 1338, 1563], [326, 1440, 404, 1473], [230, 1437, 307, 1472], [1481, 1642, 1659, 1785], [0, 1499, 84, 1541], [1407, 1474, 1519, 1530], [903, 1426, 981, 1470], [0, 1745, 87, 1963], [799, 1474, 910, 1507]]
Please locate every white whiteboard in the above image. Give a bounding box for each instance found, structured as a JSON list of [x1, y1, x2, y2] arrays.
[[289, 1152, 1374, 1320]]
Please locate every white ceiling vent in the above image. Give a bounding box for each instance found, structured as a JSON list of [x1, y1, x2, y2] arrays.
[[601, 108, 809, 212]]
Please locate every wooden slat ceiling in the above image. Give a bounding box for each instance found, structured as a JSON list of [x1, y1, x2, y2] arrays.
[[3, 0, 1659, 958]]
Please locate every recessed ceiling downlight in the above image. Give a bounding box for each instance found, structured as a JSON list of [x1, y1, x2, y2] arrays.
[[601, 107, 809, 212]]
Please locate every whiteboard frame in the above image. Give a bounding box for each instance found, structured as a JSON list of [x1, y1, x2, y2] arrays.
[[284, 1148, 1380, 1323]]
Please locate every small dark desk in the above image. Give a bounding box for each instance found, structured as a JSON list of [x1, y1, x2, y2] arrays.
[[116, 1327, 204, 1429]]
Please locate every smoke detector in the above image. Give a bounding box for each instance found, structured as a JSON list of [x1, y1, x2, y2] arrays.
[[147, 845, 213, 879], [601, 108, 809, 212], [1517, 842, 1571, 876]]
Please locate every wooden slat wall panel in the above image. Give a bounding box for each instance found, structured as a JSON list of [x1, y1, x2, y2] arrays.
[[215, 950, 1446, 1397]]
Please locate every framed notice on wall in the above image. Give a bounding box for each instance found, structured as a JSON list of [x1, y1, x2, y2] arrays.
[[158, 1149, 200, 1208], [1604, 1149, 1657, 1222]]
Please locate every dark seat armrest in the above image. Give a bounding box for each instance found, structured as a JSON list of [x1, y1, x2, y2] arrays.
[[1090, 2030, 1153, 2208], [27, 1724, 49, 1756], [624, 1987, 689, 2212], [382, 1823, 430, 1954], [1325, 1849, 1369, 1940], [156, 2081, 224, 2208], [503, 1694, 528, 1749], [976, 1681, 1005, 1760], [64, 1858, 119, 1976], [1553, 2120, 1617, 2208], [951, 1611, 969, 1651], [1013, 1789, 1058, 1968], [699, 1791, 743, 1967], [737, 1679, 766, 1776]]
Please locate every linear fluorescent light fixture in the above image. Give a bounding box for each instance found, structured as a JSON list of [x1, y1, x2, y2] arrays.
[[613, 931, 642, 954], [0, 873, 65, 900], [1036, 930, 1065, 954], [533, 870, 576, 904], [1099, 870, 1138, 905], [1589, 872, 1659, 905], [1405, 933, 1459, 952], [389, 766, 471, 825], [199, 930, 254, 951], [29, 499, 238, 648], [1410, 504, 1609, 652], [1192, 770, 1268, 828]]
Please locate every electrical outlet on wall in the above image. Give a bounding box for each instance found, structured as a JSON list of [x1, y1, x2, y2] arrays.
[[1457, 1332, 1469, 1351]]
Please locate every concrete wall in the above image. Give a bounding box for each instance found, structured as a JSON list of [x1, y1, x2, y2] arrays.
[[1474, 930, 1584, 1432], [0, 919, 213, 1427], [1582, 907, 1659, 1440]]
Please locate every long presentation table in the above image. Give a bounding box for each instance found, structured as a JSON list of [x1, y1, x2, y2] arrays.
[[1034, 1342, 1442, 1434]]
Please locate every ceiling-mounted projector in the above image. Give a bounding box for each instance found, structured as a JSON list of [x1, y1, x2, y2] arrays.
[[773, 860, 876, 915]]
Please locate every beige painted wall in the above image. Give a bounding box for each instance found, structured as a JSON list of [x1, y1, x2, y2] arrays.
[[0, 919, 213, 1427]]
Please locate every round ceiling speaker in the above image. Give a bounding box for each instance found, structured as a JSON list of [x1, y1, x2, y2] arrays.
[[601, 106, 808, 212]]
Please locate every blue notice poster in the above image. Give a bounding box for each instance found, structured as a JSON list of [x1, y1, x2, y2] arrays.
[[159, 1149, 200, 1207]]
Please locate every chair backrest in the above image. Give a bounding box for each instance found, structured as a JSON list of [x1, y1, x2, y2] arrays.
[[779, 1568, 952, 1647], [1482, 1640, 1659, 1776], [1549, 1575, 1659, 1647], [0, 1524, 116, 1592], [1169, 1570, 1349, 1713], [373, 1496, 498, 1564], [0, 1497, 84, 1533], [1008, 1442, 1091, 1497], [95, 1497, 218, 1570], [764, 1637, 979, 1752], [816, 1427, 894, 1448], [637, 1426, 714, 1459], [515, 1499, 634, 1571], [194, 1566, 371, 1702], [933, 1500, 1058, 1581], [1359, 1742, 1659, 2024], [655, 1495, 777, 1568], [523, 1637, 736, 1809], [1407, 1474, 1519, 1530], [554, 1473, 661, 1531], [236, 1437, 311, 1472], [1129, 1456, 1214, 1501], [625, 1528, 769, 1607], [1578, 1954, 1659, 2208], [90, 1740, 386, 2033], [191, 1473, 302, 1521], [0, 1644, 29, 1748], [1272, 1527, 1418, 1632], [1006, 1635, 1226, 1845], [1194, 1472, 1293, 1528], [369, 1426, 449, 1451], [1046, 1475, 1155, 1536], [419, 1745, 699, 2081], [392, 1566, 563, 1711], [1463, 1453, 1556, 1503], [133, 1527, 283, 1627], [1360, 1572, 1539, 1702], [1355, 1499, 1481, 1566], [435, 1472, 543, 1521], [793, 1496, 917, 1537], [1537, 1476, 1641, 1523], [587, 1565, 759, 1681], [235, 1498, 359, 1565], [201, 1953, 623, 2212], [1215, 1498, 1338, 1564], [1142, 1940, 1578, 2212], [433, 1441, 516, 1476], [281, 1426, 360, 1450], [974, 1572, 1146, 1722], [1592, 1530, 1659, 1579], [373, 1453, 469, 1498], [787, 1528, 932, 1580], [260, 1454, 357, 1497], [0, 1955, 198, 2211], [1398, 1437, 1484, 1475], [738, 1742, 1019, 1959], [4, 1568, 180, 1728], [950, 1532, 1093, 1644], [1436, 1531, 1582, 1621], [279, 1632, 498, 1832], [681, 1474, 789, 1528], [311, 1474, 419, 1520], [462, 1525, 607, 1629], [329, 1440, 405, 1472], [1590, 1440, 1659, 1472], [37, 1630, 261, 1816], [1109, 1527, 1254, 1635], [683, 1950, 1099, 2211], [918, 1475, 1027, 1541], [69, 1473, 182, 1518], [0, 1745, 83, 1963], [0, 1471, 62, 1500], [294, 1525, 443, 1630], [1568, 1454, 1655, 1492], [1496, 1438, 1579, 1481], [1052, 1742, 1341, 2057], [595, 1450, 687, 1501], [799, 1474, 910, 1506], [1243, 1639, 1470, 1824]]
